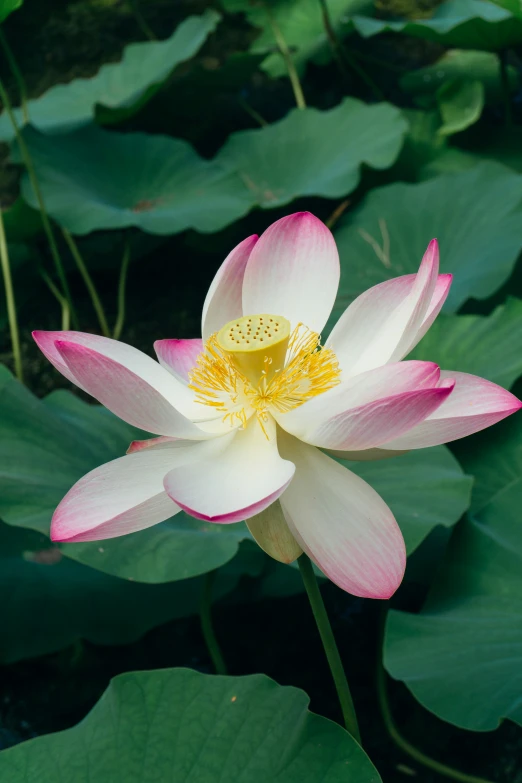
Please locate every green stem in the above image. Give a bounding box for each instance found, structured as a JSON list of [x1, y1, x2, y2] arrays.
[[298, 553, 361, 742], [0, 78, 77, 328], [0, 210, 23, 382], [376, 626, 494, 783], [38, 266, 70, 330], [499, 50, 513, 128], [317, 0, 351, 82], [129, 0, 156, 40], [0, 29, 29, 122], [237, 96, 268, 127], [113, 238, 130, 340], [264, 5, 306, 109], [62, 229, 110, 337], [200, 571, 227, 675]]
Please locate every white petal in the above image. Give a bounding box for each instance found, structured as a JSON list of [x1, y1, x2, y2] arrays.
[[202, 235, 258, 340], [382, 371, 522, 449], [242, 212, 340, 333], [327, 241, 450, 376], [276, 361, 443, 447], [154, 338, 203, 383], [279, 433, 406, 599], [163, 416, 295, 524]]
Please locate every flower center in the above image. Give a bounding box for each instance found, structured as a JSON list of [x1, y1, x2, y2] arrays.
[[189, 314, 341, 433], [217, 314, 291, 385]]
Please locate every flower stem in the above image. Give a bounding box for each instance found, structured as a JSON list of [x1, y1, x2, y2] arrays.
[[200, 570, 227, 675], [376, 625, 494, 783], [38, 266, 70, 330], [263, 5, 306, 110], [0, 28, 29, 122], [62, 229, 110, 337], [298, 553, 361, 743], [113, 237, 131, 340], [0, 77, 77, 329], [0, 210, 23, 382]]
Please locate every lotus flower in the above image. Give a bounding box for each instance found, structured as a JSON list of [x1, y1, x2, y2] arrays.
[[33, 213, 521, 599]]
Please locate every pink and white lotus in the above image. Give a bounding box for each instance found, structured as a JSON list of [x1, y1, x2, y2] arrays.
[[33, 213, 521, 599]]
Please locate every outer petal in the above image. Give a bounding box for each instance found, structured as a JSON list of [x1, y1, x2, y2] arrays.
[[381, 371, 522, 450], [163, 417, 295, 524], [276, 361, 443, 445], [242, 212, 340, 333], [278, 433, 406, 599], [51, 448, 184, 543], [127, 436, 179, 454], [303, 381, 455, 451], [51, 437, 233, 543], [246, 500, 303, 563], [327, 241, 450, 376], [201, 235, 258, 340], [154, 338, 203, 383], [54, 339, 213, 438]]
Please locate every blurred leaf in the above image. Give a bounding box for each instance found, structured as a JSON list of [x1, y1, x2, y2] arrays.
[[418, 147, 479, 178], [385, 412, 522, 730], [2, 198, 43, 242], [17, 100, 407, 235], [0, 0, 22, 23], [0, 520, 252, 663], [437, 78, 484, 135], [0, 670, 382, 781], [401, 49, 519, 104], [222, 0, 372, 77], [0, 11, 220, 141], [353, 0, 522, 50], [330, 162, 522, 325], [343, 448, 472, 554], [0, 368, 253, 583], [410, 298, 522, 388]]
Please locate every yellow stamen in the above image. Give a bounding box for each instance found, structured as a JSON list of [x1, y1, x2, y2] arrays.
[[189, 316, 341, 435]]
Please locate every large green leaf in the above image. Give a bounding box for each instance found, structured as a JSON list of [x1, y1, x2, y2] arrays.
[[17, 99, 407, 235], [0, 0, 22, 23], [343, 448, 472, 555], [410, 298, 522, 389], [0, 669, 382, 782], [0, 12, 220, 141], [217, 99, 407, 207], [0, 520, 253, 663], [330, 162, 522, 325], [385, 413, 522, 729], [0, 368, 252, 583], [401, 49, 519, 104], [353, 0, 522, 50], [222, 0, 371, 77]]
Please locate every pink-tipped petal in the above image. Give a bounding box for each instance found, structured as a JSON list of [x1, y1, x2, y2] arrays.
[[127, 436, 180, 454], [51, 448, 186, 543], [163, 416, 295, 524], [327, 241, 451, 376], [303, 381, 455, 451], [408, 273, 453, 351], [382, 371, 522, 450], [33, 329, 108, 392], [202, 235, 258, 340], [154, 338, 203, 383], [276, 360, 443, 445], [279, 433, 406, 599], [242, 212, 340, 333], [54, 340, 210, 438], [51, 436, 233, 542]]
